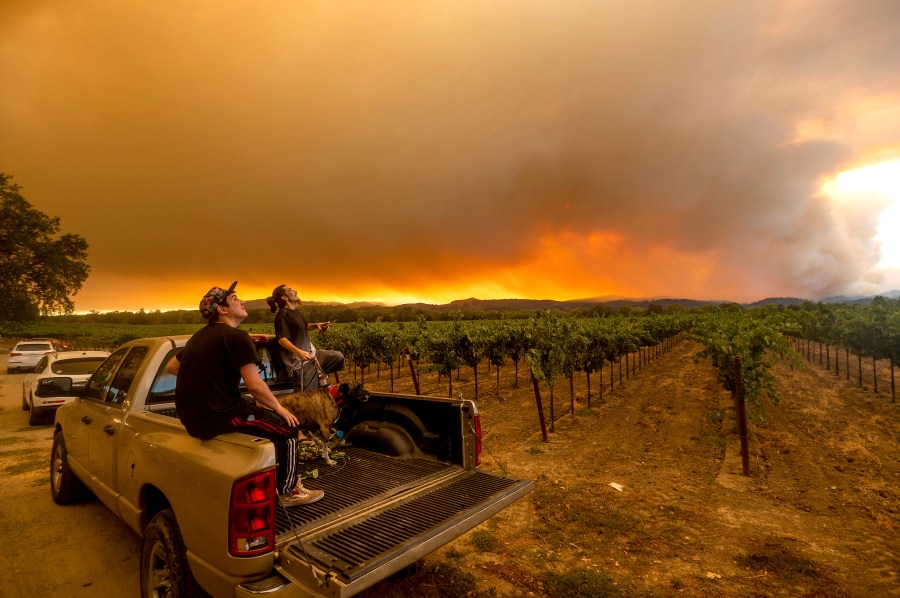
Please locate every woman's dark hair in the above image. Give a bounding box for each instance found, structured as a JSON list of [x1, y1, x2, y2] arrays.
[[267, 284, 288, 313]]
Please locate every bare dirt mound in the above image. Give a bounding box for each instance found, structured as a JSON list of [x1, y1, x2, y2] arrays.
[[360, 341, 899, 597]]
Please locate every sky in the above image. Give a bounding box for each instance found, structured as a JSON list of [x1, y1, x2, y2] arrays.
[[2, 0, 899, 313]]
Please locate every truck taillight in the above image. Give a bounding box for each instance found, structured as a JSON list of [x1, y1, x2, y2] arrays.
[[10, 352, 21, 356], [229, 468, 276, 557], [474, 414, 482, 467]]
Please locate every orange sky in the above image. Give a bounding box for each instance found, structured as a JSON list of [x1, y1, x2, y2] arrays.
[[1, 1, 899, 313]]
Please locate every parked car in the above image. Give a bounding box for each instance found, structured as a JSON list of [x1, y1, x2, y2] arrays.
[[22, 350, 110, 425], [31, 337, 73, 350], [7, 340, 57, 374]]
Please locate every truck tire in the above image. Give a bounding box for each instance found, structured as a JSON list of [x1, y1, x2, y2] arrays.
[[141, 509, 202, 598], [50, 430, 88, 504]]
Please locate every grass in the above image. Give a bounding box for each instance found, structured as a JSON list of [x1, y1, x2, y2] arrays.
[[361, 562, 499, 598], [470, 529, 501, 553], [532, 480, 639, 538], [0, 447, 42, 457], [705, 408, 727, 422], [542, 568, 624, 598], [658, 504, 682, 518], [527, 477, 678, 565], [736, 539, 820, 577], [2, 450, 46, 475], [0, 436, 30, 446], [733, 537, 847, 598]]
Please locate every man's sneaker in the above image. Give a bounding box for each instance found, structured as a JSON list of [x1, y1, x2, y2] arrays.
[[280, 486, 324, 505]]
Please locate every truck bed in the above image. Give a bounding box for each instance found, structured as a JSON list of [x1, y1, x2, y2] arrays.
[[275, 446, 532, 594]]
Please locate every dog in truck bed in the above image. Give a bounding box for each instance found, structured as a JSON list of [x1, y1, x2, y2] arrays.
[[277, 383, 370, 465]]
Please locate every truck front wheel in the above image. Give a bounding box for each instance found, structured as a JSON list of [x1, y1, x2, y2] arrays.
[[50, 430, 88, 504], [141, 509, 202, 598]]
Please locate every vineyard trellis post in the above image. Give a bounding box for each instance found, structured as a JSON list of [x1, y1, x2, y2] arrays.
[[531, 373, 549, 442], [872, 355, 878, 393], [609, 360, 614, 393], [549, 385, 555, 432], [406, 353, 420, 395], [586, 370, 592, 408], [734, 357, 751, 476], [891, 357, 896, 403], [599, 364, 603, 403], [858, 355, 862, 387], [835, 345, 840, 378]]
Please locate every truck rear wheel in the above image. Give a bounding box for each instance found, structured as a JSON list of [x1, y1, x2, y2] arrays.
[[141, 509, 202, 598], [50, 430, 88, 504]]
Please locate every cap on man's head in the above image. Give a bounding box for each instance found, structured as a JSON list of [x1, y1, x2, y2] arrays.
[[199, 281, 238, 320]]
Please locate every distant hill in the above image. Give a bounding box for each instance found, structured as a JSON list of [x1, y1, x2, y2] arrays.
[[366, 296, 722, 312], [819, 290, 900, 305], [243, 299, 385, 312], [602, 298, 722, 309], [743, 297, 808, 308], [445, 298, 598, 311], [240, 291, 899, 316]]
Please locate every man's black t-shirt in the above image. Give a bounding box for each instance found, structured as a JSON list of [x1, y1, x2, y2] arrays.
[[174, 323, 259, 438], [274, 308, 311, 351]]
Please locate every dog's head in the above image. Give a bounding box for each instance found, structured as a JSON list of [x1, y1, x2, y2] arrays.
[[337, 383, 370, 404]]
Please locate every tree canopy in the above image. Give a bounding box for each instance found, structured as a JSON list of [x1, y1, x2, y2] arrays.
[[0, 173, 90, 320]]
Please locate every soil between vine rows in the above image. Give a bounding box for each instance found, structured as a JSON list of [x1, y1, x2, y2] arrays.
[[0, 342, 896, 597]]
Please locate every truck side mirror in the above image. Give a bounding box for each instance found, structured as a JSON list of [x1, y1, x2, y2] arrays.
[[37, 377, 73, 397]]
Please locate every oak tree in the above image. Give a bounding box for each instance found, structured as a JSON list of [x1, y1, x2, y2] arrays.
[[0, 173, 90, 321]]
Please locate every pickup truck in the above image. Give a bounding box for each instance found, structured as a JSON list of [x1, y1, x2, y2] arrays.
[[50, 334, 532, 597]]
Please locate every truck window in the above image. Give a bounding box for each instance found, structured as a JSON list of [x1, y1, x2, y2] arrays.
[[147, 348, 180, 405], [83, 349, 129, 403], [254, 343, 292, 389], [105, 346, 148, 405], [256, 346, 277, 384]]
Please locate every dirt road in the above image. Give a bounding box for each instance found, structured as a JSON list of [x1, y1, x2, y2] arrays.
[[0, 352, 141, 596]]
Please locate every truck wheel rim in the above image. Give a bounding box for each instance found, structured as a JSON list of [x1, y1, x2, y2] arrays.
[[146, 541, 173, 597], [51, 444, 63, 492]]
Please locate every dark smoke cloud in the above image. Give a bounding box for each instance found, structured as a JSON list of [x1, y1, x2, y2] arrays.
[[1, 0, 898, 310]]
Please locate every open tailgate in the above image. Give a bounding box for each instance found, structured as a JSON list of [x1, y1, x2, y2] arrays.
[[274, 447, 533, 597]]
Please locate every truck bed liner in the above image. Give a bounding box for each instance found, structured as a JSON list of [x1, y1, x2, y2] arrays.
[[275, 446, 532, 589], [276, 446, 456, 533]]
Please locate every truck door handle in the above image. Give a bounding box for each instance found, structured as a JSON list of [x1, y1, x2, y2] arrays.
[[81, 416, 92, 425], [104, 425, 115, 436]]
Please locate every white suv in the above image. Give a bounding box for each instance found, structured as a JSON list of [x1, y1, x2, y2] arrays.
[[22, 350, 110, 425], [7, 340, 57, 374]]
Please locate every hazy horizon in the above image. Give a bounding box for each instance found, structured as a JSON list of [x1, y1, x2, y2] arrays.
[[61, 289, 900, 316]]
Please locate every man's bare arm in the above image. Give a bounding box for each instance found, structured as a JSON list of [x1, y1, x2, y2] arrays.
[[165, 356, 180, 376]]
